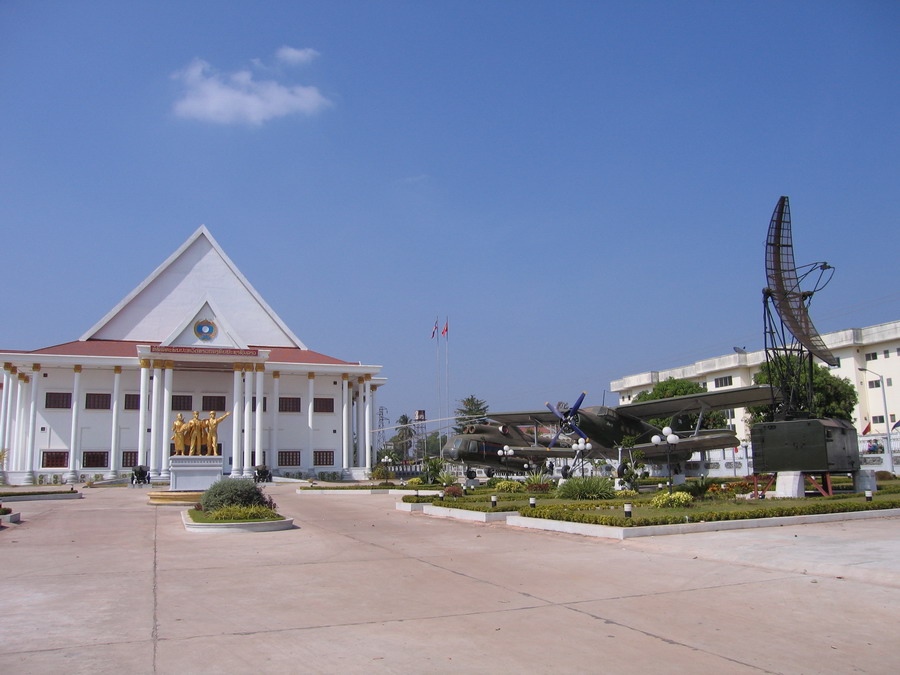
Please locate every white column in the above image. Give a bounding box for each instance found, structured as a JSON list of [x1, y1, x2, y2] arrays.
[[364, 375, 372, 471], [271, 371, 280, 471], [341, 374, 349, 470], [2, 367, 16, 465], [370, 384, 378, 459], [0, 366, 10, 458], [13, 372, 24, 471], [242, 364, 253, 477], [254, 365, 265, 468], [231, 363, 243, 477], [356, 377, 365, 468], [160, 362, 173, 479], [24, 368, 40, 484], [137, 360, 150, 468], [65, 365, 82, 484], [307, 373, 315, 469], [106, 366, 122, 480], [148, 361, 163, 479]]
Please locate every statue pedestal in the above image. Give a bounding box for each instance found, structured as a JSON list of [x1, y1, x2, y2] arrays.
[[169, 456, 224, 492], [775, 471, 805, 498]]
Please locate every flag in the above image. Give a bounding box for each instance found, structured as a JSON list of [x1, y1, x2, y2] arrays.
[[862, 423, 871, 435], [441, 320, 448, 337], [892, 420, 900, 432], [431, 320, 438, 339]]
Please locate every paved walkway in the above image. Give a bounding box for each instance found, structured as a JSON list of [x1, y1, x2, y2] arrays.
[[2, 484, 899, 674]]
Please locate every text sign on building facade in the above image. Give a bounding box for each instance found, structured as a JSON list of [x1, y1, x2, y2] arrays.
[[149, 346, 259, 357]]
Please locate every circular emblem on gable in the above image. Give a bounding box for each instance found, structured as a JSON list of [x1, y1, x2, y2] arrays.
[[194, 319, 217, 341]]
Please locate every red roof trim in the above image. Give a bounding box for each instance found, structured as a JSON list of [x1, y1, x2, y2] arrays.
[[12, 340, 356, 366]]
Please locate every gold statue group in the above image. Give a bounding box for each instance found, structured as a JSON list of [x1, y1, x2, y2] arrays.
[[171, 411, 231, 456]]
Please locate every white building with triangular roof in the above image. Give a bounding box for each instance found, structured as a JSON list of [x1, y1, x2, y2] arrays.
[[0, 227, 385, 485]]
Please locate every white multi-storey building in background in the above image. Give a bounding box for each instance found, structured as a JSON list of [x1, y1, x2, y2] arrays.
[[611, 319, 900, 472]]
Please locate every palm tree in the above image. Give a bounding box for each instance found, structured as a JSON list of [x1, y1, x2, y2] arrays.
[[394, 414, 416, 459]]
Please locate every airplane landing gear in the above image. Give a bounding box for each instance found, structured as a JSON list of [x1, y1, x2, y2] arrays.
[[485, 468, 495, 478], [465, 468, 477, 480]]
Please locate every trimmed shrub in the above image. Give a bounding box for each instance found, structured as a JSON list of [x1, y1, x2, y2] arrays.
[[207, 505, 280, 521], [556, 476, 615, 500], [406, 477, 423, 486], [875, 471, 895, 481], [650, 491, 694, 508], [495, 480, 525, 493], [444, 485, 463, 498], [200, 478, 273, 512], [616, 489, 640, 498]]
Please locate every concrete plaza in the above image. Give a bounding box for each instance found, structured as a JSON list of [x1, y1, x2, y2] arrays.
[[2, 484, 899, 674]]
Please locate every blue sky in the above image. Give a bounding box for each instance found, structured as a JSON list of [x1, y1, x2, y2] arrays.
[[2, 1, 898, 430]]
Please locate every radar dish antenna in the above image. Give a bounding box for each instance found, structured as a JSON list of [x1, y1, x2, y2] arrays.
[[762, 196, 836, 419]]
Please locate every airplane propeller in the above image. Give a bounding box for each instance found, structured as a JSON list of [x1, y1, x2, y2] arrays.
[[546, 392, 588, 448]]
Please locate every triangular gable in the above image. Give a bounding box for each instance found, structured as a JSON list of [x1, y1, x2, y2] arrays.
[[82, 226, 307, 349], [161, 296, 248, 349]]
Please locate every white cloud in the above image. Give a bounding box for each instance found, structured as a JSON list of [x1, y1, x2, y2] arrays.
[[172, 57, 330, 125], [276, 46, 320, 66]]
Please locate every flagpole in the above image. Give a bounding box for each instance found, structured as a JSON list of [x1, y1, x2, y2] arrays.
[[444, 317, 450, 446], [434, 316, 441, 459]]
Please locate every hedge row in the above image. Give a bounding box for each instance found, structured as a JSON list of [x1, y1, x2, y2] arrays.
[[522, 499, 900, 527]]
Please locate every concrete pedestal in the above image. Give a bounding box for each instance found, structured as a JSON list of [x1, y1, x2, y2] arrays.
[[775, 471, 805, 498], [853, 470, 878, 493], [169, 456, 224, 492]]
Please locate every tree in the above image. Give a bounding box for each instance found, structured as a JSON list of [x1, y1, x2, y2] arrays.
[[388, 414, 416, 459], [424, 431, 448, 455], [454, 395, 489, 434], [747, 357, 858, 424], [632, 378, 726, 430]]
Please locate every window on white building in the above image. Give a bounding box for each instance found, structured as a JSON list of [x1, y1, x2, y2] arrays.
[[202, 395, 226, 411], [82, 451, 109, 468], [714, 376, 733, 388], [45, 392, 72, 409], [85, 393, 111, 410], [865, 352, 878, 361], [873, 415, 885, 425], [314, 397, 335, 413], [42, 451, 68, 468], [279, 397, 302, 413], [313, 450, 335, 466], [869, 380, 882, 389], [171, 395, 193, 411], [278, 450, 301, 466]]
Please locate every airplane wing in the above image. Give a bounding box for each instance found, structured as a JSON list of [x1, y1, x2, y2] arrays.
[[632, 430, 740, 456], [486, 410, 562, 426], [499, 445, 593, 459], [616, 384, 775, 420]]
